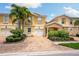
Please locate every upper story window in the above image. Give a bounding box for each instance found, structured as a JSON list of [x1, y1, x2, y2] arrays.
[[28, 16, 32, 25], [70, 20, 73, 24], [3, 15, 9, 24], [61, 18, 65, 24], [28, 17, 32, 22], [38, 17, 42, 24]]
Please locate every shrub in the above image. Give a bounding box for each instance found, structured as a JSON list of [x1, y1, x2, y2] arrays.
[[10, 28, 23, 36], [69, 37, 74, 41], [48, 29, 70, 41], [21, 34, 27, 39], [6, 28, 26, 43], [6, 36, 14, 42]]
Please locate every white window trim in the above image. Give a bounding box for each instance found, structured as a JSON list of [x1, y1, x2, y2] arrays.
[[3, 15, 9, 24], [38, 17, 42, 24]]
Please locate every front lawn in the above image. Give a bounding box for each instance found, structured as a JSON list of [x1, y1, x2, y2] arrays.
[[59, 43, 79, 49]]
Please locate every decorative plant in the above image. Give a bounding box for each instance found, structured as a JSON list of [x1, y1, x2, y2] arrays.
[[6, 28, 26, 43]]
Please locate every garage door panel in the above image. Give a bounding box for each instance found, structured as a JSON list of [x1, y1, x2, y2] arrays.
[[35, 29, 44, 36]]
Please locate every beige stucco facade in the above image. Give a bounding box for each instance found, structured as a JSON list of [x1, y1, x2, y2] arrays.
[[24, 14, 46, 36], [47, 15, 79, 35], [0, 13, 46, 37], [0, 14, 16, 30]]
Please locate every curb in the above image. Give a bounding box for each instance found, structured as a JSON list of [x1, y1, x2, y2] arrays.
[[0, 50, 79, 56]]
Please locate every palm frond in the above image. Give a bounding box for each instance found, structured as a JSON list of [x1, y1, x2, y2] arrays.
[[12, 18, 18, 24]]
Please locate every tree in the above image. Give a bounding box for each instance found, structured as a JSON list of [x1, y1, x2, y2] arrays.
[[74, 20, 79, 26], [9, 4, 31, 31]]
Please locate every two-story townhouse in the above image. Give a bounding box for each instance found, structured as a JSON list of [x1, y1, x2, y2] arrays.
[[0, 13, 46, 37], [24, 13, 46, 36], [47, 15, 79, 35]]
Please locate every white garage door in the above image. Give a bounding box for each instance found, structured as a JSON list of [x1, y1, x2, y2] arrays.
[[35, 29, 44, 36]]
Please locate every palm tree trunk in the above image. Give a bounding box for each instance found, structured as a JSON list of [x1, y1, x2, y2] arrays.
[[22, 20, 24, 32], [18, 20, 21, 30]]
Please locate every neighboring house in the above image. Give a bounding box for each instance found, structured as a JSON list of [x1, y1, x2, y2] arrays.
[[47, 15, 79, 35], [0, 13, 46, 37]]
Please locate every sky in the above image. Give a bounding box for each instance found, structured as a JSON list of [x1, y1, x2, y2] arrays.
[[0, 3, 79, 22]]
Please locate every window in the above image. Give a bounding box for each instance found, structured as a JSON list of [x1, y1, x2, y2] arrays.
[[3, 15, 9, 24], [70, 20, 72, 24], [28, 16, 32, 25], [28, 28, 31, 32], [38, 17, 42, 24], [61, 18, 65, 24]]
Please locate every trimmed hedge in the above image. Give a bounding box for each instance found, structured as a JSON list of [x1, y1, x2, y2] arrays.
[[6, 28, 27, 43], [48, 37, 74, 41], [48, 29, 74, 41]]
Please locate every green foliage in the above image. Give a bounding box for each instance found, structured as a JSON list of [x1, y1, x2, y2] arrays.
[[6, 28, 26, 43], [48, 29, 70, 41], [10, 28, 23, 36], [48, 29, 69, 38], [59, 43, 79, 49], [6, 35, 22, 42], [74, 20, 79, 26], [9, 4, 31, 30]]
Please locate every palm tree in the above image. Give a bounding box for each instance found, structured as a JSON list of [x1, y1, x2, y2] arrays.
[[9, 4, 31, 31], [74, 20, 79, 26]]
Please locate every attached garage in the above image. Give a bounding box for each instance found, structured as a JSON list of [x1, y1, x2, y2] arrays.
[[34, 26, 44, 36], [35, 29, 44, 36]]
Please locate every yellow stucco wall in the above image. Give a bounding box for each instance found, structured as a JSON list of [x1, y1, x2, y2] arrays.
[[0, 13, 46, 36], [0, 14, 4, 24], [52, 16, 73, 27], [0, 14, 16, 30], [31, 15, 46, 36]]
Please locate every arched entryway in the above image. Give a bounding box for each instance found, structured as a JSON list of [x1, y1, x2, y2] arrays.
[[47, 23, 63, 31]]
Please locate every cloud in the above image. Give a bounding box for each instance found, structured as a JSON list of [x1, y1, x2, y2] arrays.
[[15, 3, 42, 8], [46, 13, 55, 22], [5, 3, 42, 10], [64, 7, 79, 17], [5, 5, 11, 9], [50, 14, 54, 17]]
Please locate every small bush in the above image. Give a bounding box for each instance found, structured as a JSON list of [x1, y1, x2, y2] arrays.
[[6, 36, 14, 42], [6, 28, 26, 43], [10, 28, 23, 36]]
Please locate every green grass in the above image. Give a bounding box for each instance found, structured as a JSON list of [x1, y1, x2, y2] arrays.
[[59, 43, 79, 49]]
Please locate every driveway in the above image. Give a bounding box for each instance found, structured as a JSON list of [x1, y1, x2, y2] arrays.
[[0, 36, 74, 54]]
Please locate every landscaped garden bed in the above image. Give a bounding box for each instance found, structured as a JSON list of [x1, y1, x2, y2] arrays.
[[59, 43, 79, 49], [48, 29, 75, 41], [5, 28, 27, 43]]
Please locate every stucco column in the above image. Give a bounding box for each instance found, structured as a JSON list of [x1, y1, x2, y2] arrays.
[[46, 27, 48, 38]]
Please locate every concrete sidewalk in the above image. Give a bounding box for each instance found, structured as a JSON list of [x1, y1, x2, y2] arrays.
[[0, 50, 79, 56]]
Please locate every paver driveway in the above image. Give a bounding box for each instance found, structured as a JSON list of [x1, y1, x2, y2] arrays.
[[0, 30, 11, 43], [0, 36, 74, 53]]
